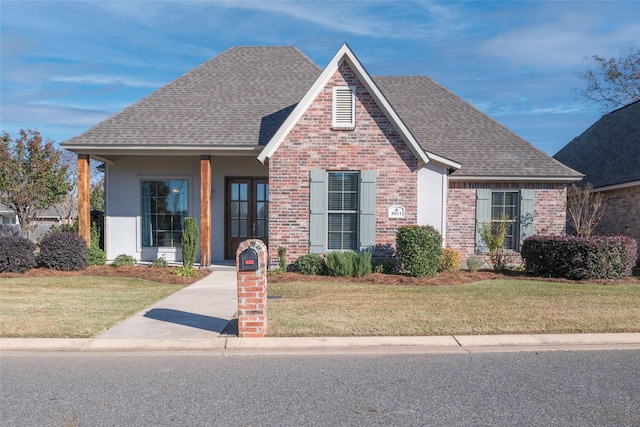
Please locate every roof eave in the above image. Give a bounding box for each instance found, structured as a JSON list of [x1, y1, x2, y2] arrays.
[[449, 175, 583, 183]]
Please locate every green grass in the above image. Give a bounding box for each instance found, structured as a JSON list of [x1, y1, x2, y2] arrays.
[[0, 277, 183, 338], [267, 280, 640, 337]]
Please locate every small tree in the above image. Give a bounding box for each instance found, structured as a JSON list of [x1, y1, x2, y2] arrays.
[[0, 130, 72, 239], [579, 44, 640, 112], [478, 215, 513, 271], [566, 184, 605, 238]]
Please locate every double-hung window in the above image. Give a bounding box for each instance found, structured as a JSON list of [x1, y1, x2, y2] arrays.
[[491, 191, 519, 250], [475, 189, 534, 253], [327, 172, 359, 251], [309, 170, 376, 253], [141, 180, 188, 247]]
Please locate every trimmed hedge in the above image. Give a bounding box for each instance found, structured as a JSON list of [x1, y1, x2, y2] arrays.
[[521, 235, 638, 280], [38, 232, 87, 271], [0, 236, 37, 273], [396, 225, 442, 278]]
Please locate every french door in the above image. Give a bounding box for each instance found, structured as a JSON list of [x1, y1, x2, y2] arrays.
[[225, 178, 269, 260]]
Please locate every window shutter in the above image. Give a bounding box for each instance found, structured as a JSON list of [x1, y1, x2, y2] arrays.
[[359, 170, 376, 251], [519, 189, 534, 248], [475, 189, 491, 253], [309, 169, 326, 253], [333, 86, 355, 128]]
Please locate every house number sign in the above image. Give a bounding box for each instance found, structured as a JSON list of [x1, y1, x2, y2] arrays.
[[388, 205, 405, 219]]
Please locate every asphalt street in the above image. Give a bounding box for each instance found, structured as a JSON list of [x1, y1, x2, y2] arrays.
[[1, 349, 639, 426]]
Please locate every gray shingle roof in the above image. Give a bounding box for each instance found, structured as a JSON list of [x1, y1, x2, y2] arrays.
[[62, 47, 321, 147], [553, 100, 640, 188], [374, 75, 582, 179], [63, 46, 582, 180]]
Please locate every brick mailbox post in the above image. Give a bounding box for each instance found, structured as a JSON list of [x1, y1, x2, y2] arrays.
[[236, 239, 268, 338]]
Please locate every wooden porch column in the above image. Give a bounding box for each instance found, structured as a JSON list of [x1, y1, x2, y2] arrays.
[[77, 154, 91, 245], [200, 155, 212, 266]]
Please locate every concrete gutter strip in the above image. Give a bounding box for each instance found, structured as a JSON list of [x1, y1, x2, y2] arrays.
[[454, 333, 640, 347], [1, 334, 639, 352]]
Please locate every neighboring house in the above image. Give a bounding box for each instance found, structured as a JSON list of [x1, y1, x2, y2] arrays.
[[0, 202, 68, 240], [61, 44, 582, 266], [554, 100, 640, 245]]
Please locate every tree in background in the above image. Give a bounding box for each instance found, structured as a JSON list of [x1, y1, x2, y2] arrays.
[[566, 184, 605, 238], [579, 44, 640, 112], [0, 129, 72, 238], [57, 150, 105, 217]]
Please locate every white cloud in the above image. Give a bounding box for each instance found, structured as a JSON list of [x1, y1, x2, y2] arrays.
[[50, 74, 163, 89]]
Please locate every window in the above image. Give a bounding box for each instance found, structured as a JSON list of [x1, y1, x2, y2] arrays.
[[475, 189, 534, 253], [141, 180, 188, 247], [332, 86, 356, 129], [328, 172, 359, 250], [491, 191, 519, 250], [309, 170, 376, 253]]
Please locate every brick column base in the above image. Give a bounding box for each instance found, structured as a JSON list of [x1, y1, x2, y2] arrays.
[[236, 239, 268, 338]]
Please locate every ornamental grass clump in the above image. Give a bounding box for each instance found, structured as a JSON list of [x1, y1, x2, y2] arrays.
[[396, 225, 442, 277]]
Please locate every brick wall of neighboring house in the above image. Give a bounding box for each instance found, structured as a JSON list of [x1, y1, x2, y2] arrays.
[[595, 185, 640, 247], [447, 182, 567, 266], [268, 63, 418, 265]]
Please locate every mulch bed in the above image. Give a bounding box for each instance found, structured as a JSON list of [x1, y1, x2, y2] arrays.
[[2, 266, 638, 286]]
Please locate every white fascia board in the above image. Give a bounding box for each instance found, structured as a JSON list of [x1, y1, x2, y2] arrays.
[[449, 175, 583, 183], [423, 151, 461, 170], [258, 43, 440, 169]]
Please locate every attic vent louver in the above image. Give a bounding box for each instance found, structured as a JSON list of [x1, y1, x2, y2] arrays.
[[333, 86, 356, 129]]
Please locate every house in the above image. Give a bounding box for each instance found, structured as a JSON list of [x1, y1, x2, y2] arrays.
[[554, 100, 640, 245], [61, 44, 582, 267]]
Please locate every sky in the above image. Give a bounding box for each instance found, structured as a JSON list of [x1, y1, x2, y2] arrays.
[[1, 0, 638, 156]]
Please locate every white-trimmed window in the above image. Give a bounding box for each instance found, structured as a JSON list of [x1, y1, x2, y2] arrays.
[[332, 86, 356, 129], [141, 179, 188, 247]]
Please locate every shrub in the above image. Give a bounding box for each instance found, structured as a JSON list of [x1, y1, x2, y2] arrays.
[[38, 232, 87, 271], [521, 235, 638, 280], [354, 250, 372, 278], [173, 265, 198, 278], [47, 221, 78, 235], [112, 254, 136, 268], [85, 222, 106, 266], [372, 258, 397, 274], [0, 236, 36, 273], [396, 225, 442, 277], [294, 253, 326, 275], [181, 217, 198, 272], [477, 214, 513, 271], [466, 256, 483, 272], [151, 257, 168, 268], [326, 251, 356, 277], [438, 248, 461, 273]]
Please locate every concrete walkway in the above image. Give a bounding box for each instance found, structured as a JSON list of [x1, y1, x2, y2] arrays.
[[96, 266, 238, 340]]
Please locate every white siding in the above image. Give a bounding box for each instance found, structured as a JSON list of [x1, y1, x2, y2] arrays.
[[105, 155, 267, 263], [417, 162, 448, 242]]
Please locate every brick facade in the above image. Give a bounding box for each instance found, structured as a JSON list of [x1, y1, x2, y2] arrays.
[[447, 182, 567, 265], [236, 239, 268, 338], [268, 63, 418, 265], [595, 185, 640, 246]]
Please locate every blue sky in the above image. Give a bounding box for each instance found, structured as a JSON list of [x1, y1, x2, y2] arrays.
[[1, 0, 638, 155]]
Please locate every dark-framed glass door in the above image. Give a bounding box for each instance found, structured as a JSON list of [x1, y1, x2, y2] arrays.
[[225, 178, 268, 260]]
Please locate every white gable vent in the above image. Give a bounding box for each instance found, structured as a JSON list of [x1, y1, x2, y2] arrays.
[[332, 86, 356, 129]]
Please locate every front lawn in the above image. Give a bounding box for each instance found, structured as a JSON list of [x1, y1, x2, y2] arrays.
[[266, 279, 640, 337], [0, 276, 184, 338]]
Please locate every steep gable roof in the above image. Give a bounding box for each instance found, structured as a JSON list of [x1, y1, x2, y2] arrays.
[[257, 44, 459, 169], [554, 100, 640, 188], [62, 46, 321, 152], [375, 75, 583, 180]]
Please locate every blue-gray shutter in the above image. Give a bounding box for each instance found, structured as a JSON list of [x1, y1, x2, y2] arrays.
[[475, 189, 491, 253], [519, 189, 534, 248], [309, 170, 326, 253], [359, 170, 376, 251]]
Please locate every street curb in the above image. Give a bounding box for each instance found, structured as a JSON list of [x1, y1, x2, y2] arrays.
[[1, 333, 639, 352]]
